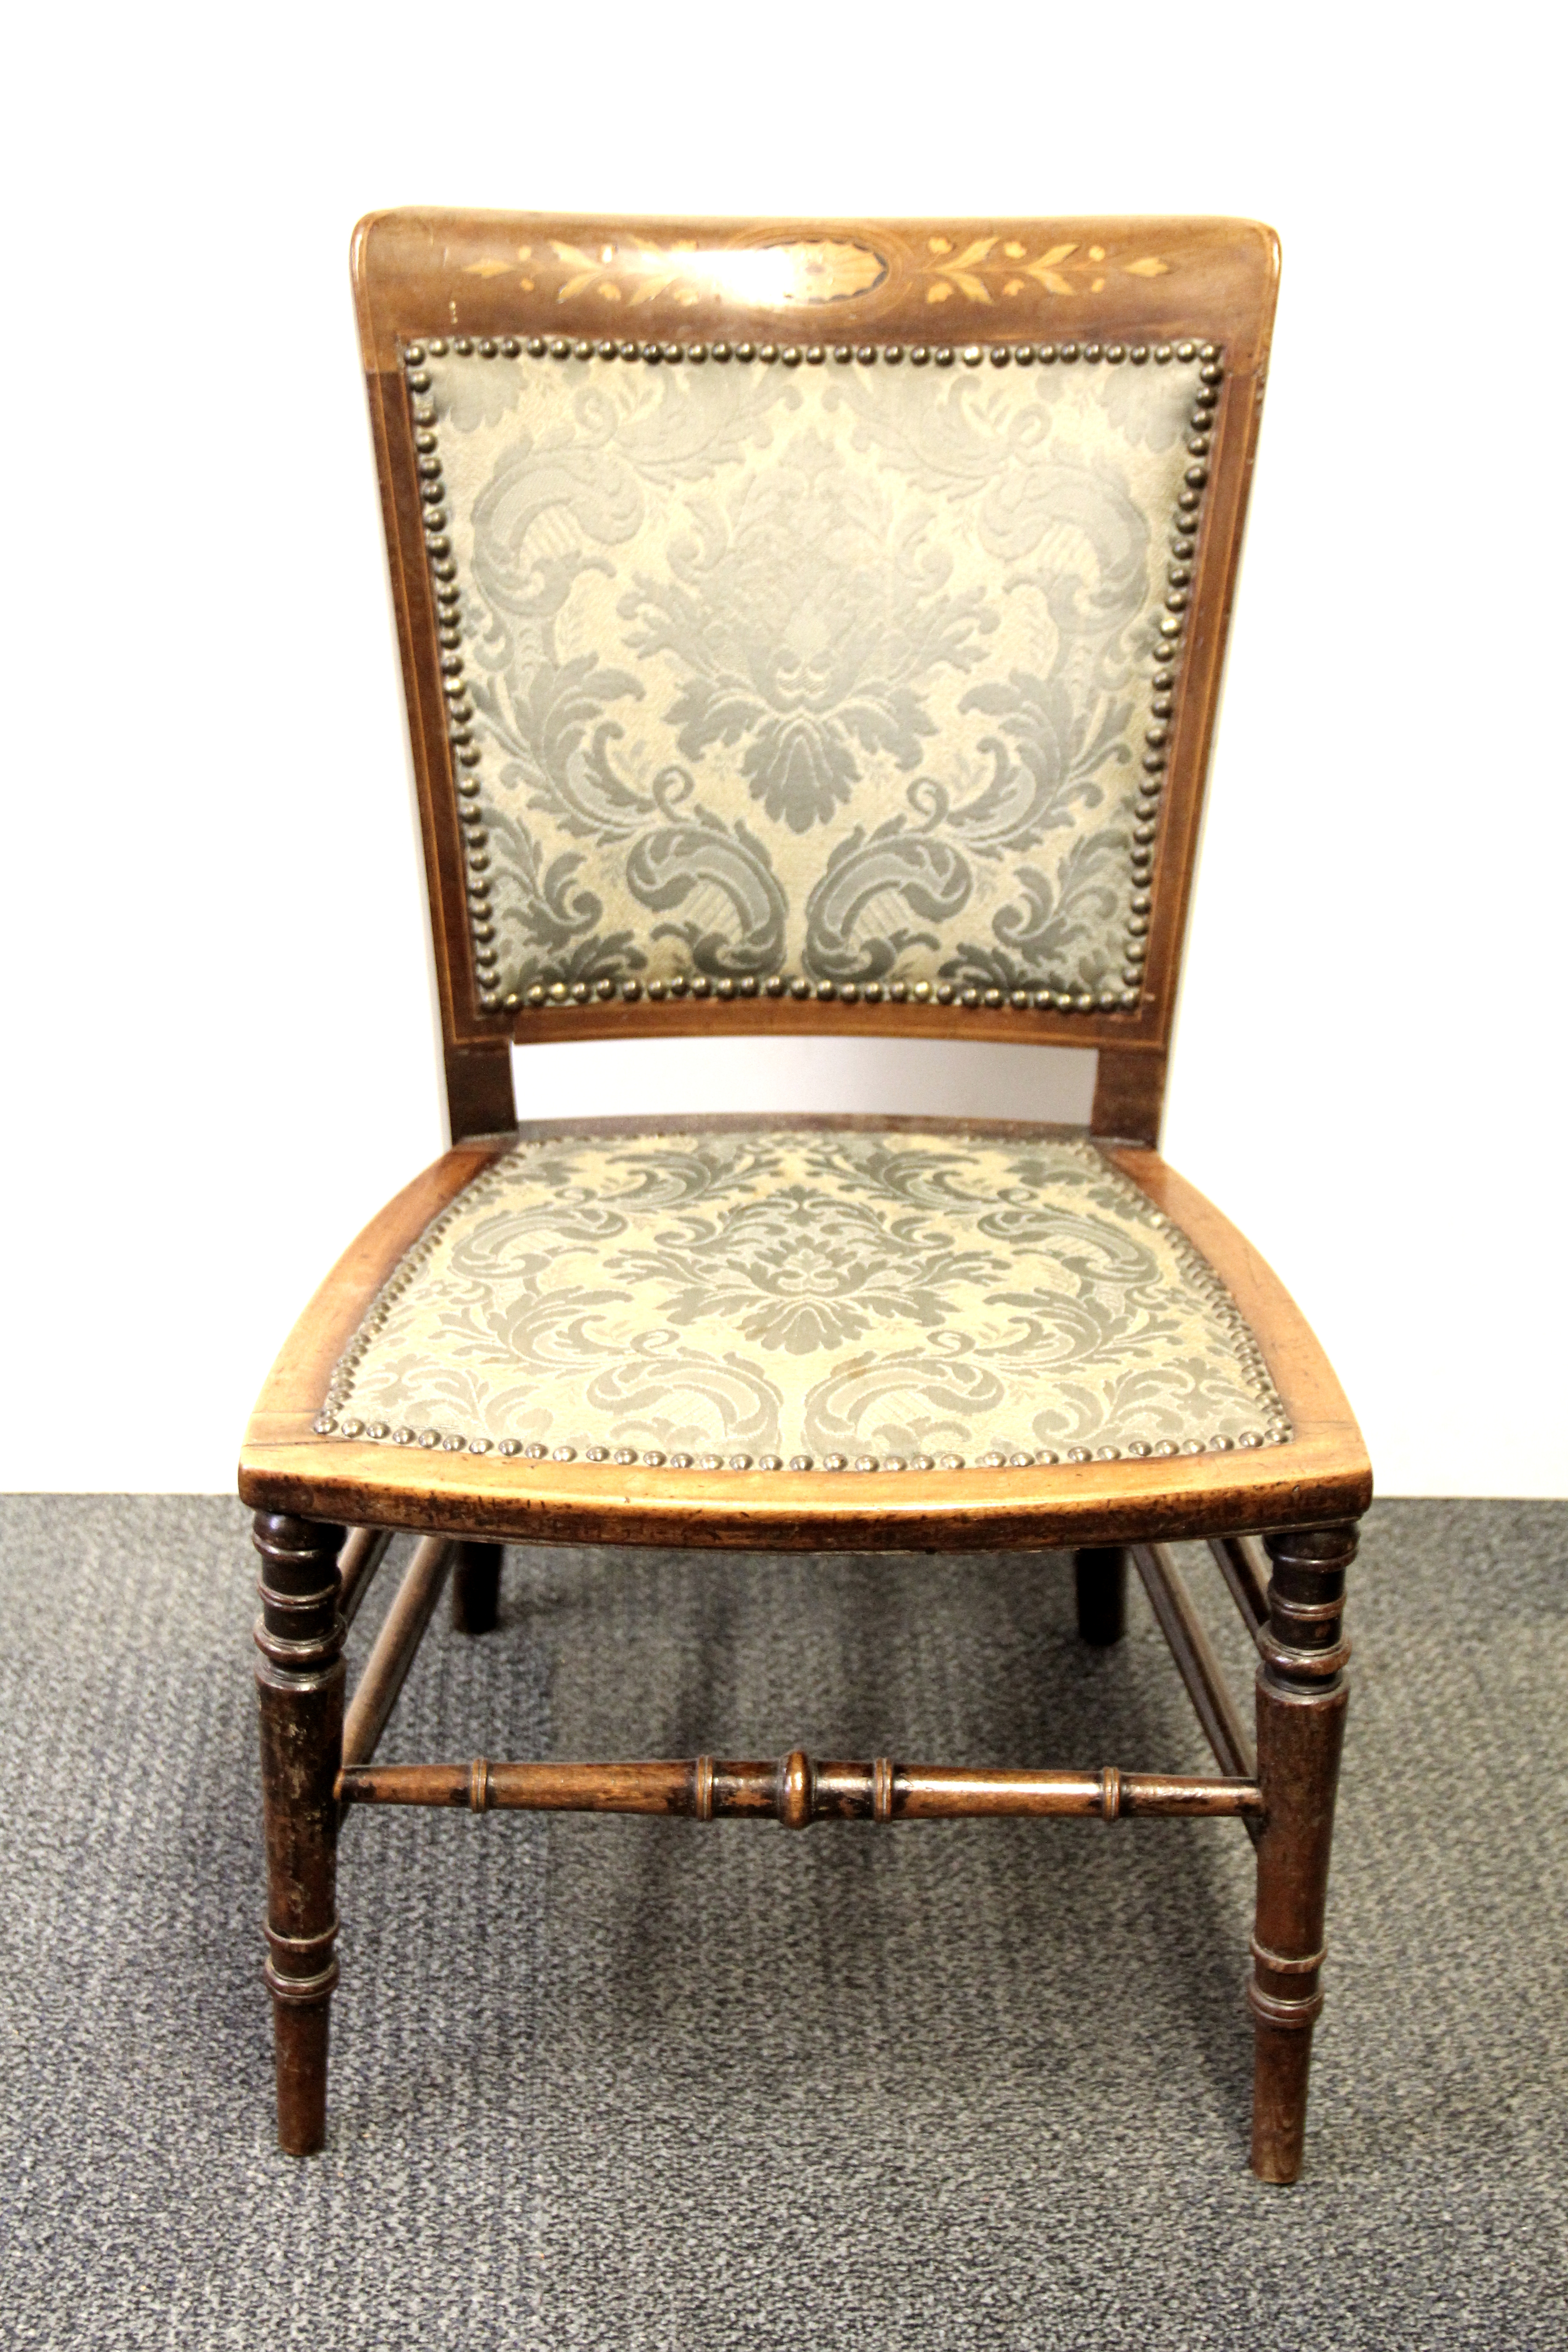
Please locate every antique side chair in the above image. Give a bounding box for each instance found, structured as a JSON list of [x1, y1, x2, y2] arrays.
[[240, 211, 1370, 2181]]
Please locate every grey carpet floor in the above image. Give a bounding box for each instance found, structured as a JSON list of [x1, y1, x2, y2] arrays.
[[0, 1498, 1564, 2350]]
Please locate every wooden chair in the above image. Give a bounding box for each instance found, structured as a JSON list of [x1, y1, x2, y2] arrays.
[[241, 211, 1369, 2181]]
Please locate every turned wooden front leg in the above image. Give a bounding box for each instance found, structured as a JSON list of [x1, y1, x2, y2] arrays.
[[1074, 1546, 1127, 1645], [451, 1541, 503, 1636], [1250, 1521, 1356, 2184], [253, 1511, 345, 2156]]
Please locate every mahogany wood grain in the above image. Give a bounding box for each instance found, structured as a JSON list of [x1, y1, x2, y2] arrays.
[[1131, 1542, 1256, 1783], [340, 1536, 454, 1771], [498, 994, 1140, 1053], [443, 1043, 516, 1145], [252, 1512, 345, 2156], [1091, 1048, 1168, 1147], [1250, 1522, 1357, 2184], [1210, 1532, 1270, 1637], [337, 1755, 1264, 1822]]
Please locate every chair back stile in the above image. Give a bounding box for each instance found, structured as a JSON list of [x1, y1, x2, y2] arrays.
[[353, 214, 1279, 1146]]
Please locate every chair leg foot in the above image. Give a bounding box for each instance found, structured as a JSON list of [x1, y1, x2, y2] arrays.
[[253, 1510, 345, 2158], [1247, 1521, 1357, 2184], [1074, 1546, 1127, 1645], [270, 1985, 335, 2157], [451, 1541, 503, 1635], [1250, 2015, 1318, 2183]]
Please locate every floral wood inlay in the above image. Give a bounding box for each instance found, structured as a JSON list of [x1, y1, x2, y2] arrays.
[[462, 237, 887, 309], [917, 236, 1171, 304]]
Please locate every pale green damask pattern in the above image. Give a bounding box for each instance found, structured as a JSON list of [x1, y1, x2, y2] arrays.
[[320, 1130, 1290, 1469], [421, 350, 1197, 1000]]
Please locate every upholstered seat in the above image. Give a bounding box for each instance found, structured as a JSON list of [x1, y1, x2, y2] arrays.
[[316, 1124, 1288, 1472]]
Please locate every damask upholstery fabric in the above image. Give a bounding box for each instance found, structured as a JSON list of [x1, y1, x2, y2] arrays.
[[319, 1130, 1290, 1471], [418, 348, 1200, 1006]]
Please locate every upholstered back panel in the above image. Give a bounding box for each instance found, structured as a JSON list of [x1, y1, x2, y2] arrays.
[[409, 338, 1217, 1018]]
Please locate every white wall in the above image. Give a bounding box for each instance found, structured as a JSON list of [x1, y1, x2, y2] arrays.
[[3, 2, 1562, 1495]]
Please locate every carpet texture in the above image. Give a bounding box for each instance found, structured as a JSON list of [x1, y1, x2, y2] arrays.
[[1, 1497, 1564, 2348]]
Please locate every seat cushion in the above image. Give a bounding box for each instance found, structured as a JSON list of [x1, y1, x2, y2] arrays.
[[317, 1128, 1290, 1473]]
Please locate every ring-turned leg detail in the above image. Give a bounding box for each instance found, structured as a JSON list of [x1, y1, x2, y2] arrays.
[[253, 1510, 346, 2157], [1249, 1520, 1357, 2184], [451, 1541, 503, 1636], [1074, 1546, 1127, 1646]]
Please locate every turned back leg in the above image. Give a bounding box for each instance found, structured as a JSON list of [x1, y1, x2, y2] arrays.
[[451, 1541, 503, 1635], [1250, 1521, 1357, 2184], [1074, 1546, 1127, 1645]]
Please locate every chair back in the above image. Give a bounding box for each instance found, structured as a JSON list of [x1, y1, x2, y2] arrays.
[[353, 213, 1278, 1141]]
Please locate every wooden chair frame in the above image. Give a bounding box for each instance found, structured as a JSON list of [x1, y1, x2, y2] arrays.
[[240, 211, 1371, 2182]]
